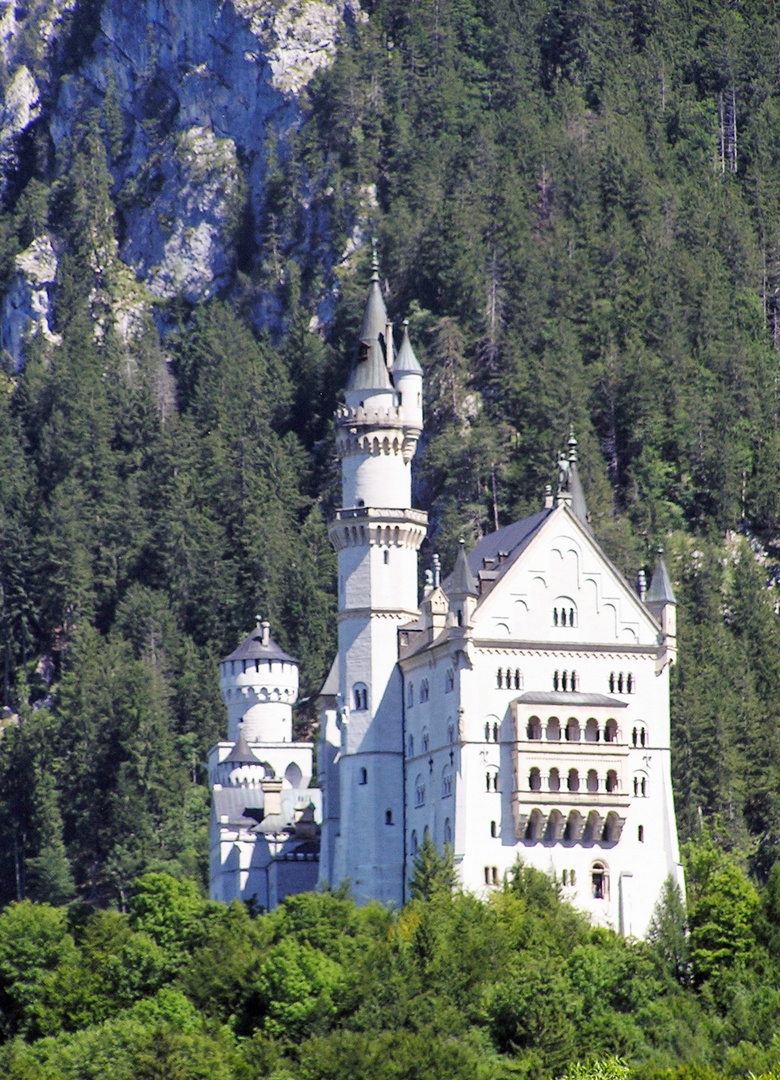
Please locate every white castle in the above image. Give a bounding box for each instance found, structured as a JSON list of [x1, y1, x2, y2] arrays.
[[210, 258, 684, 936]]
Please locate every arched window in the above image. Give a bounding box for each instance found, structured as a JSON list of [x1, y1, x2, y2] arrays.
[[585, 718, 599, 743], [638, 824, 644, 842], [411, 830, 418, 855], [496, 668, 504, 688], [591, 862, 609, 900], [385, 809, 393, 825], [604, 719, 618, 743], [606, 769, 618, 793], [407, 734, 414, 757], [490, 820, 497, 838], [617, 672, 624, 693], [549, 767, 560, 793], [627, 673, 635, 693], [492, 722, 499, 742], [485, 721, 491, 742], [486, 769, 499, 792], [587, 769, 599, 793], [529, 767, 542, 792], [407, 683, 414, 709], [561, 670, 569, 691], [571, 670, 579, 690], [445, 668, 455, 693], [527, 716, 542, 740], [353, 683, 368, 711], [553, 670, 559, 690], [546, 716, 561, 741], [633, 773, 648, 797], [420, 679, 430, 703], [567, 768, 580, 792], [359, 767, 367, 785], [442, 767, 453, 798], [514, 668, 523, 690], [632, 726, 638, 747], [641, 727, 647, 747], [609, 672, 615, 693], [565, 718, 580, 742], [444, 818, 452, 845], [415, 776, 425, 806], [422, 728, 430, 753]]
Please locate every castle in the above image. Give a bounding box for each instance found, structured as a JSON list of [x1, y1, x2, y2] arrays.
[[209, 259, 684, 936]]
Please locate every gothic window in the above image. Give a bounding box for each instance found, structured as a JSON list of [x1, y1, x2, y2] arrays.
[[407, 735, 414, 758], [529, 767, 542, 792], [445, 668, 455, 693], [359, 768, 367, 785], [407, 683, 414, 709], [353, 683, 368, 711], [420, 679, 430, 703], [421, 728, 430, 753], [585, 718, 600, 743], [527, 716, 542, 740], [591, 862, 609, 900], [415, 776, 425, 807], [442, 767, 453, 798], [546, 716, 561, 741], [587, 769, 599, 793], [567, 768, 580, 792], [444, 818, 452, 845], [606, 769, 618, 793], [565, 718, 580, 742], [549, 767, 561, 793], [604, 719, 618, 743]]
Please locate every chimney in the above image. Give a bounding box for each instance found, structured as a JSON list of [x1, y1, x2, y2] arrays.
[[261, 619, 270, 647]]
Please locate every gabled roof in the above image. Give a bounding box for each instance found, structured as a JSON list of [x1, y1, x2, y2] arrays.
[[647, 551, 676, 604], [442, 508, 552, 597], [223, 624, 297, 666]]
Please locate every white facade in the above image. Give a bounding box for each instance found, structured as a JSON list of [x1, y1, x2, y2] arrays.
[[317, 266, 684, 937], [208, 619, 321, 910]]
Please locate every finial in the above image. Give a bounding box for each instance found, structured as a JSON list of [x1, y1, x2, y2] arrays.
[[371, 237, 379, 281], [403, 317, 409, 328], [657, 544, 664, 557], [432, 553, 441, 589], [255, 613, 262, 627], [568, 425, 578, 463]]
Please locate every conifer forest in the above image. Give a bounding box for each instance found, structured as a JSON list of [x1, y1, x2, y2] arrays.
[[4, 0, 780, 1075]]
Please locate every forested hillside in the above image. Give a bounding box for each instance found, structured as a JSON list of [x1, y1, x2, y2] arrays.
[[0, 0, 780, 943]]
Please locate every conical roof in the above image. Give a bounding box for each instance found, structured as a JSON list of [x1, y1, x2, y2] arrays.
[[647, 550, 676, 605], [359, 272, 388, 345], [449, 539, 478, 597], [223, 621, 297, 665], [394, 319, 422, 375], [224, 728, 262, 765], [346, 336, 392, 392]]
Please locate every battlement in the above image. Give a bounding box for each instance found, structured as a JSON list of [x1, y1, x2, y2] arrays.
[[336, 402, 407, 429]]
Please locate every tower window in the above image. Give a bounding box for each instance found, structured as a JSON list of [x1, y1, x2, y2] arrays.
[[491, 820, 497, 838], [353, 684, 368, 711], [591, 862, 609, 900], [638, 825, 644, 842], [415, 776, 425, 807], [359, 768, 367, 785], [445, 669, 454, 693], [386, 809, 393, 825]]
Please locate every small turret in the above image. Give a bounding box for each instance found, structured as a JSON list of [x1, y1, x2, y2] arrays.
[[646, 548, 677, 664], [344, 251, 395, 412], [556, 427, 591, 531], [448, 538, 478, 630], [219, 618, 299, 742], [393, 319, 423, 441]]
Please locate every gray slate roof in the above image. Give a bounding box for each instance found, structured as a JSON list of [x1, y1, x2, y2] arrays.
[[515, 691, 628, 708], [213, 785, 264, 827], [347, 336, 392, 392], [223, 625, 297, 666], [223, 729, 262, 765], [442, 508, 552, 596], [394, 321, 422, 375], [358, 273, 388, 345], [569, 462, 591, 532], [647, 553, 676, 604], [449, 539, 477, 597]]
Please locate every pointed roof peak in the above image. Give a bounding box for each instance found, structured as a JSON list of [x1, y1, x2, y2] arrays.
[[449, 537, 478, 597], [371, 236, 380, 281], [647, 550, 676, 605], [224, 728, 262, 765], [394, 317, 423, 375]]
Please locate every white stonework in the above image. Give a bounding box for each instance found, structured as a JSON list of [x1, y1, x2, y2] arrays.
[[315, 266, 684, 936]]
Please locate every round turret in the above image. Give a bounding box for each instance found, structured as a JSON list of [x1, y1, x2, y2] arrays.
[[220, 619, 299, 743]]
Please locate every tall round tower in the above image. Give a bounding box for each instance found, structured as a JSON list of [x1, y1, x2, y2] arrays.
[[219, 619, 299, 743], [324, 254, 427, 907]]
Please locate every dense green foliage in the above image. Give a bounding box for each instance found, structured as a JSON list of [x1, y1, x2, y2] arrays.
[[1, 0, 780, 1022], [1, 860, 780, 1077]]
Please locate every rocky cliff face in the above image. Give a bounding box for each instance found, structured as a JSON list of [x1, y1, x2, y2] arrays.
[[0, 0, 365, 366]]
